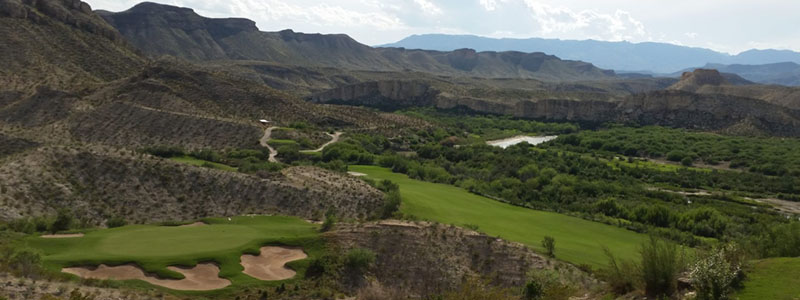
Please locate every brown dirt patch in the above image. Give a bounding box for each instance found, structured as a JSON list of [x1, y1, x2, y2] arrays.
[[62, 263, 230, 291], [40, 233, 84, 238], [240, 246, 307, 281]]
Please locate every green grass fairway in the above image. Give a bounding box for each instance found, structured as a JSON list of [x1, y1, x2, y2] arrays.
[[25, 216, 321, 293], [736, 257, 800, 300], [350, 165, 648, 268]]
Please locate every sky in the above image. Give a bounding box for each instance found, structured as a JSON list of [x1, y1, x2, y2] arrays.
[[85, 0, 800, 54]]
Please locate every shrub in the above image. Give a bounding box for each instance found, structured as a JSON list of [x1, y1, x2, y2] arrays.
[[690, 243, 745, 300], [380, 190, 401, 219], [640, 236, 683, 298], [666, 150, 686, 162], [523, 280, 544, 300], [319, 213, 336, 232], [106, 216, 127, 228], [681, 156, 694, 167], [600, 247, 638, 295], [542, 236, 556, 258], [141, 145, 185, 158], [7, 249, 42, 278], [526, 269, 574, 300], [345, 248, 376, 274], [443, 276, 519, 300]]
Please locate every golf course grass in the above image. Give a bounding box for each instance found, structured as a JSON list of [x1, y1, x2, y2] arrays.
[[736, 257, 800, 300], [350, 165, 648, 268], [25, 216, 321, 293]]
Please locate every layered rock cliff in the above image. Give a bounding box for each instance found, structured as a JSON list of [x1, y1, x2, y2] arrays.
[[312, 79, 800, 137]]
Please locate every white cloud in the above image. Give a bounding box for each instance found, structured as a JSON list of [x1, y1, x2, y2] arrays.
[[413, 0, 443, 15], [521, 1, 648, 41], [685, 32, 699, 39]]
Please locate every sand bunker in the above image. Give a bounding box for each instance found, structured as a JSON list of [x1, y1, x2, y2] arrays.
[[41, 233, 84, 238], [347, 171, 367, 177], [178, 221, 207, 227], [240, 246, 307, 281], [62, 263, 230, 291]]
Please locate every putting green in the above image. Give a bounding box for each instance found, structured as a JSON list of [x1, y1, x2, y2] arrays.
[[25, 215, 322, 292], [350, 165, 648, 268]]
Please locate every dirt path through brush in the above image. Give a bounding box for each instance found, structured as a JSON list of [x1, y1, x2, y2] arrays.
[[259, 126, 279, 163], [240, 246, 307, 281], [301, 131, 343, 153], [62, 263, 230, 291]]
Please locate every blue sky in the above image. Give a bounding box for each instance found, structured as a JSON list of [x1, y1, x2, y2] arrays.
[[86, 0, 800, 54]]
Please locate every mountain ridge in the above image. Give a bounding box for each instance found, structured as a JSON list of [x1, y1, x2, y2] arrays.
[[97, 2, 616, 82], [381, 34, 800, 74]]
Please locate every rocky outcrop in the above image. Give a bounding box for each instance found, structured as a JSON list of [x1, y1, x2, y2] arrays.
[[669, 69, 752, 92], [313, 80, 800, 137], [620, 90, 800, 136], [310, 80, 439, 111], [329, 221, 598, 298], [0, 0, 124, 43], [100, 2, 258, 60]]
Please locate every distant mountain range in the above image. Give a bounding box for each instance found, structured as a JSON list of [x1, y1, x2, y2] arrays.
[[95, 2, 614, 82], [380, 34, 800, 74]]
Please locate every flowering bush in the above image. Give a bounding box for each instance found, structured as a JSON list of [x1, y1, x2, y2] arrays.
[[689, 243, 744, 300]]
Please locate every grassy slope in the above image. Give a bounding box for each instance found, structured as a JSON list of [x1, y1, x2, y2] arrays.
[[350, 165, 648, 268], [736, 257, 800, 300], [25, 216, 321, 293]]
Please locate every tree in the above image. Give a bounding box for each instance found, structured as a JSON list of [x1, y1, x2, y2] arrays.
[[51, 209, 74, 233], [542, 236, 556, 258], [681, 156, 694, 167]]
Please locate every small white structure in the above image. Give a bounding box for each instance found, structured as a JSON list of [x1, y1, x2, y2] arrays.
[[259, 119, 270, 125]]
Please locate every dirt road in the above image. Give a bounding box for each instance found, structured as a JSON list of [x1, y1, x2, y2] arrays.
[[259, 127, 279, 163], [301, 131, 343, 153]]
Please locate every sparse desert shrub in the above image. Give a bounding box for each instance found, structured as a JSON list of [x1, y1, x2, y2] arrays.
[[443, 276, 520, 300], [379, 190, 401, 219], [345, 248, 376, 274], [542, 236, 556, 257], [6, 249, 42, 278], [140, 145, 185, 158], [600, 247, 638, 295], [690, 243, 745, 300], [525, 270, 574, 300], [523, 279, 543, 300], [106, 216, 127, 228], [320, 213, 336, 232], [640, 236, 683, 298]]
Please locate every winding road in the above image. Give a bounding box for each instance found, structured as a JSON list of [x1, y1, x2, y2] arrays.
[[300, 132, 343, 153], [260, 127, 343, 162], [259, 126, 279, 163]]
